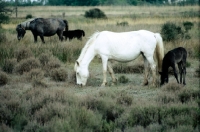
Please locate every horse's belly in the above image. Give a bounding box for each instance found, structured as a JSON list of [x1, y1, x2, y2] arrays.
[[110, 52, 140, 62], [43, 32, 56, 36]]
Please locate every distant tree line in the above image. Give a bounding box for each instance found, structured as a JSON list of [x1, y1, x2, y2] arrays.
[[5, 0, 199, 6]]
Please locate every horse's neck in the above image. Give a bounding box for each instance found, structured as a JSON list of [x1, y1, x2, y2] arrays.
[[79, 45, 96, 68], [21, 22, 30, 30], [21, 18, 35, 30]]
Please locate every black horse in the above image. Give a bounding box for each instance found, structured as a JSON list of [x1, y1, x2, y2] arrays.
[[159, 47, 187, 85], [16, 18, 68, 43], [63, 29, 85, 41]]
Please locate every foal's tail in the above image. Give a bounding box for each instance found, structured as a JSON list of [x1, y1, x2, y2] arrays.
[[82, 30, 85, 37], [155, 33, 164, 72]]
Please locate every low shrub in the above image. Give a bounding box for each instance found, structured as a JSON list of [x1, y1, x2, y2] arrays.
[[0, 71, 9, 86], [43, 57, 61, 71], [178, 89, 200, 103], [26, 14, 33, 19], [161, 82, 183, 92], [183, 21, 194, 32], [118, 75, 129, 84], [27, 68, 44, 81], [50, 68, 67, 82], [2, 58, 17, 73], [116, 21, 129, 26], [84, 8, 107, 19], [38, 52, 52, 66], [116, 94, 132, 106], [161, 22, 184, 42], [113, 63, 144, 74], [14, 47, 33, 62], [14, 57, 41, 74], [0, 32, 6, 44]]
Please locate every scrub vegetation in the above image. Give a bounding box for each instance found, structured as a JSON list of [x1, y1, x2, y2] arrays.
[[0, 5, 199, 132]]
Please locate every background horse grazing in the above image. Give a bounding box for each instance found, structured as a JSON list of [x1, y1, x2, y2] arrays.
[[74, 30, 164, 87], [16, 18, 68, 43], [63, 29, 85, 41], [159, 47, 187, 85]]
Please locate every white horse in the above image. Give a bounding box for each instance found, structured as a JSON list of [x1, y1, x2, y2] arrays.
[[74, 30, 164, 87]]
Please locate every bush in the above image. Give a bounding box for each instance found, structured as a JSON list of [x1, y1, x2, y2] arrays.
[[84, 8, 107, 19], [161, 82, 182, 92], [116, 94, 132, 106], [38, 52, 52, 66], [117, 21, 129, 26], [50, 68, 67, 81], [161, 22, 184, 42], [0, 32, 6, 44], [183, 21, 194, 32], [43, 57, 61, 74], [14, 57, 41, 74], [2, 58, 17, 73], [118, 75, 129, 84], [27, 68, 44, 81], [26, 14, 32, 19], [14, 47, 33, 62], [113, 63, 144, 74], [0, 71, 9, 86]]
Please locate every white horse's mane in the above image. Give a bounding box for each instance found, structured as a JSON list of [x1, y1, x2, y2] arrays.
[[20, 18, 36, 28], [77, 31, 100, 62]]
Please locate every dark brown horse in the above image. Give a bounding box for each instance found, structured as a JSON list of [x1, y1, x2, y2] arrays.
[[159, 47, 187, 85], [16, 18, 68, 43]]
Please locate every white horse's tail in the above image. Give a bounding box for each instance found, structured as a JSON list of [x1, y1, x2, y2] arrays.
[[155, 33, 164, 72]]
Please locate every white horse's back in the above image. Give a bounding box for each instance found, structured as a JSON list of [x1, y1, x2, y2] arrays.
[[93, 30, 157, 62]]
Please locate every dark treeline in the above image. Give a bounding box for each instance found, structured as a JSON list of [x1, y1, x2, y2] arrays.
[[6, 0, 199, 6]]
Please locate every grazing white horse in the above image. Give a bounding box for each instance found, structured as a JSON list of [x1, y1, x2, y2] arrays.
[[74, 30, 164, 87]]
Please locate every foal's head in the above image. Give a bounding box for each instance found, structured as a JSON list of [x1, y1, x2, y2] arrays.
[[159, 72, 168, 85]]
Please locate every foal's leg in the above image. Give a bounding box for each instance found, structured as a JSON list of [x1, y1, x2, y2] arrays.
[[178, 62, 183, 84], [172, 63, 179, 83], [107, 61, 117, 85], [182, 61, 187, 85]]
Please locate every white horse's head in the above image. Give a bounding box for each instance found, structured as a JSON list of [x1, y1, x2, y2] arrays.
[[74, 61, 89, 86]]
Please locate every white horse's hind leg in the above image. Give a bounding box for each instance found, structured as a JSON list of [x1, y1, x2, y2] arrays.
[[146, 56, 157, 87], [107, 61, 117, 85], [143, 57, 149, 86]]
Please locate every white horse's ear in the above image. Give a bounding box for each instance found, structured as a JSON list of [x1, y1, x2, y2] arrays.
[[76, 61, 79, 66]]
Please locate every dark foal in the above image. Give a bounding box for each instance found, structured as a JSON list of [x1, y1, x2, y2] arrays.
[[63, 29, 85, 41], [159, 47, 187, 85]]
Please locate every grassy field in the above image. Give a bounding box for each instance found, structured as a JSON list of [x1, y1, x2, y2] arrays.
[[0, 5, 199, 132]]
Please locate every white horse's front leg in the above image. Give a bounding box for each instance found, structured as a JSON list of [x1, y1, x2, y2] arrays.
[[107, 62, 117, 85], [101, 56, 108, 86]]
